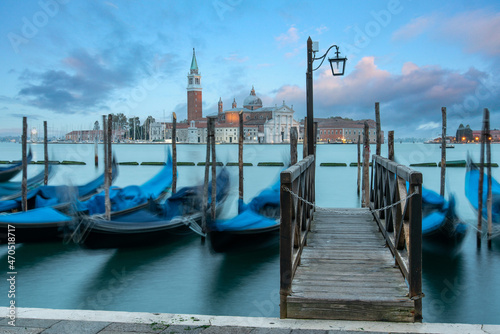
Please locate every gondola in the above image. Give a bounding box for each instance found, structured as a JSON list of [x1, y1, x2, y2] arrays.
[[0, 164, 49, 199], [0, 159, 118, 214], [74, 168, 230, 249], [75, 151, 172, 216], [0, 149, 32, 183], [208, 177, 280, 252], [465, 158, 500, 226], [421, 187, 467, 253]]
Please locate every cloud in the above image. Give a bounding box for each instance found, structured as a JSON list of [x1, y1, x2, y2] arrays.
[[416, 122, 440, 130], [276, 25, 299, 47], [392, 10, 500, 56], [224, 54, 249, 63], [316, 25, 328, 35], [270, 57, 498, 137], [17, 47, 181, 115], [392, 16, 435, 41], [439, 10, 500, 56]]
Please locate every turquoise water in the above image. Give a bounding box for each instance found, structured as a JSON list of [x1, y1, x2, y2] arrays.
[[0, 142, 499, 323]]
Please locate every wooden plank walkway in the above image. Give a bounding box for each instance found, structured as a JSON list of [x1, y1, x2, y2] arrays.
[[286, 208, 415, 322]]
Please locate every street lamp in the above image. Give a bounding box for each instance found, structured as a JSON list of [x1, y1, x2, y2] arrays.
[[306, 37, 347, 156]]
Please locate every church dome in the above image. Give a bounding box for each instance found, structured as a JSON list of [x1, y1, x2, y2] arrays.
[[243, 86, 262, 110]]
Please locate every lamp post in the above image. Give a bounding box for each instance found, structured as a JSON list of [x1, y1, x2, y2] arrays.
[[306, 36, 347, 156]]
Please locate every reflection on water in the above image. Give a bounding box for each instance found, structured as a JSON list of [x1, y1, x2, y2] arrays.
[[1, 142, 499, 324]]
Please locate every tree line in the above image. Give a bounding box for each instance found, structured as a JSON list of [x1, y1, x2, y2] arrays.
[[93, 113, 157, 140]]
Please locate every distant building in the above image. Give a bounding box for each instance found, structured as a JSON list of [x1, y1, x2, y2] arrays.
[[471, 129, 500, 142], [456, 124, 473, 142], [315, 117, 382, 143], [65, 129, 125, 142]]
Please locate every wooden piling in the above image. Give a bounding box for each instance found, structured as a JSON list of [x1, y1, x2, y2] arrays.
[[477, 110, 486, 247], [440, 107, 446, 197], [172, 112, 177, 194], [303, 117, 308, 158], [94, 140, 98, 168], [357, 134, 361, 196], [21, 117, 27, 212], [375, 102, 381, 156], [314, 121, 318, 157], [362, 122, 370, 207], [388, 131, 394, 161], [201, 120, 211, 235], [239, 111, 244, 201], [105, 114, 112, 220], [102, 115, 108, 199], [44, 121, 49, 185], [485, 108, 492, 247], [290, 127, 298, 166], [210, 117, 217, 221]]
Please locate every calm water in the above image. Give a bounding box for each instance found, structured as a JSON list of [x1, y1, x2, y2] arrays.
[[0, 142, 499, 324]]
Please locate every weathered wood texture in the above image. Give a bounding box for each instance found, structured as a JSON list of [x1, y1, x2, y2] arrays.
[[280, 155, 315, 319], [375, 102, 381, 156], [22, 117, 27, 212], [172, 112, 177, 194], [290, 127, 298, 166], [44, 121, 48, 185], [286, 208, 415, 322], [370, 155, 422, 321], [440, 107, 446, 197]]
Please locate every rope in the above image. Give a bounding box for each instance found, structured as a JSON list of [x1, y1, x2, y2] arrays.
[[281, 185, 417, 214], [182, 217, 207, 237], [371, 192, 418, 213]]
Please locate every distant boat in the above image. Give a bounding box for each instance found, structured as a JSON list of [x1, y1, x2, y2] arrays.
[[465, 158, 500, 227], [208, 176, 280, 252], [439, 144, 455, 149], [74, 168, 230, 249], [0, 149, 33, 183]]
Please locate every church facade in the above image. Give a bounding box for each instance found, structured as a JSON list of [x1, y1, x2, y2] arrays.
[[150, 49, 299, 144]]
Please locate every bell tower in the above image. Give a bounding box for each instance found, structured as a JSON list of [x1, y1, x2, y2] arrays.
[[187, 48, 202, 121]]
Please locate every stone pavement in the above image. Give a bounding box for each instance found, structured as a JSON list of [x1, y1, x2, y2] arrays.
[[1, 308, 499, 334]]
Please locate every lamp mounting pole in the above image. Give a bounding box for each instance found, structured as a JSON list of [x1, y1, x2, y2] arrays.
[[306, 37, 314, 157]]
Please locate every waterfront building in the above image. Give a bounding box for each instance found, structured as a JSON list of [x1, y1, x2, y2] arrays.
[[456, 124, 473, 142], [316, 117, 381, 143]]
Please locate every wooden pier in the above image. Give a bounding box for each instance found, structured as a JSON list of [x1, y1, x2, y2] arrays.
[[280, 155, 423, 322]]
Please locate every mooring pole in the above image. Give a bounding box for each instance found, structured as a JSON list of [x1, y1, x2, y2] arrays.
[[477, 109, 486, 248], [440, 107, 447, 197], [201, 120, 211, 236], [302, 117, 308, 158], [362, 122, 370, 207], [485, 108, 492, 248], [388, 131, 394, 161], [210, 117, 217, 222], [375, 102, 381, 156], [102, 115, 108, 198], [94, 140, 98, 168], [22, 117, 28, 212], [290, 127, 298, 166], [44, 121, 49, 185], [357, 134, 361, 196], [238, 111, 244, 201], [172, 112, 177, 194], [105, 114, 112, 220]]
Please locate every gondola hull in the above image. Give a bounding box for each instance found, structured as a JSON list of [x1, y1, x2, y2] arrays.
[[0, 207, 73, 243], [209, 224, 279, 252]]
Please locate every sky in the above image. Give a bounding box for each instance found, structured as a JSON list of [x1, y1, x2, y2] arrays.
[[0, 0, 499, 139]]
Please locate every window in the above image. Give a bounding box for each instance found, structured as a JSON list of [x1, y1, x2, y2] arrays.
[[195, 78, 200, 84], [189, 78, 193, 84]]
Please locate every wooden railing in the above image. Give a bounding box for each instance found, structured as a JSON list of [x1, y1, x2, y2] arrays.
[[279, 154, 315, 319], [370, 155, 423, 321]]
